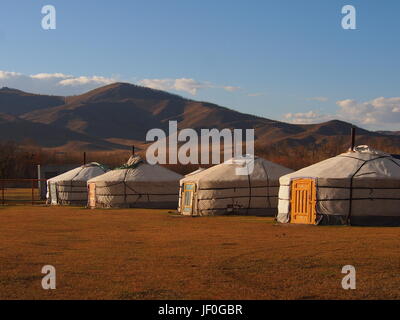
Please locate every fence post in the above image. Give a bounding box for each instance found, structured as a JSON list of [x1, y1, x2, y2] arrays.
[[1, 180, 4, 205], [32, 179, 34, 205], [37, 165, 42, 198]]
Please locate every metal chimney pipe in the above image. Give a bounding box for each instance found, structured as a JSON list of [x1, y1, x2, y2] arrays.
[[132, 145, 135, 156], [83, 152, 87, 165], [350, 126, 356, 151]]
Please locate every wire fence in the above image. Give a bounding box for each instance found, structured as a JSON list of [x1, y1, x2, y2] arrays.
[[0, 179, 47, 205]]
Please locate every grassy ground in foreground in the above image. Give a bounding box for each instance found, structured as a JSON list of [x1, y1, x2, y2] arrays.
[[0, 205, 399, 300]]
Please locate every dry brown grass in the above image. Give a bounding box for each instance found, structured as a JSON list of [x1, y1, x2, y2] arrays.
[[0, 205, 399, 300]]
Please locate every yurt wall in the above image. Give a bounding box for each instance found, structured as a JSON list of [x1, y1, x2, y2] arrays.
[[87, 156, 183, 209], [179, 157, 293, 216], [47, 162, 109, 206]]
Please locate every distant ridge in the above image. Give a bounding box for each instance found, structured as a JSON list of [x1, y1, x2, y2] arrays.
[[0, 112, 129, 150], [377, 130, 400, 136], [0, 86, 65, 115], [0, 83, 399, 151]]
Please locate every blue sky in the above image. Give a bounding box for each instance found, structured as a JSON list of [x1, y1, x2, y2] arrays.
[[0, 0, 399, 130]]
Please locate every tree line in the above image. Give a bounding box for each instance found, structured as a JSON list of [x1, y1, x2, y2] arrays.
[[0, 138, 399, 179]]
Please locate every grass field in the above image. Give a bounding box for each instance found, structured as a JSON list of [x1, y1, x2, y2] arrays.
[[0, 205, 399, 300]]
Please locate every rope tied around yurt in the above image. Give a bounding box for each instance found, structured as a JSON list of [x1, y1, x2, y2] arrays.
[[65, 163, 108, 197], [260, 161, 272, 210], [388, 158, 400, 169], [82, 162, 109, 171], [246, 161, 252, 215], [115, 156, 145, 170], [120, 156, 145, 204], [346, 155, 392, 225]]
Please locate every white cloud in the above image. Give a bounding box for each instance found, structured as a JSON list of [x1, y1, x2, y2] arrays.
[[59, 76, 114, 87], [284, 111, 335, 124], [0, 70, 116, 95], [173, 78, 208, 95], [30, 73, 71, 80], [223, 86, 240, 92], [138, 79, 173, 91], [0, 70, 239, 97], [336, 97, 400, 127], [139, 78, 207, 95], [283, 97, 400, 130], [0, 70, 23, 79], [138, 78, 239, 95]]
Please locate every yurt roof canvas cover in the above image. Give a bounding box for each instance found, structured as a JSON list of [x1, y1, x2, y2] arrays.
[[48, 162, 108, 182], [88, 156, 183, 183], [181, 156, 293, 185], [280, 146, 400, 182]]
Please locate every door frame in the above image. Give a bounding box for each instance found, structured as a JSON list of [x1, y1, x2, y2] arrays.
[[49, 182, 58, 205], [181, 182, 196, 215], [290, 178, 317, 225], [88, 183, 96, 208]]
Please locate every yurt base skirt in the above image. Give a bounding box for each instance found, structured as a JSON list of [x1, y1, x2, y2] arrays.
[[350, 215, 400, 227], [93, 202, 178, 210], [317, 214, 400, 227], [49, 200, 88, 206], [317, 214, 347, 226], [194, 207, 277, 217]]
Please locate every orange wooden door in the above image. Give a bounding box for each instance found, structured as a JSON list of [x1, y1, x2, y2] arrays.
[[290, 179, 317, 224], [88, 183, 96, 208]]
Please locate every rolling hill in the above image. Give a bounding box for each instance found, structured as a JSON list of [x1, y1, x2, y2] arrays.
[[0, 83, 399, 151], [0, 112, 128, 150], [0, 87, 65, 115]]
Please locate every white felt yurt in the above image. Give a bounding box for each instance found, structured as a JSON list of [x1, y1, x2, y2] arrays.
[[47, 162, 109, 206], [178, 156, 293, 216], [277, 145, 400, 226], [87, 155, 183, 209]]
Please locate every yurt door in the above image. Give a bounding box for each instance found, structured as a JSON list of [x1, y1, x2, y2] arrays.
[[182, 183, 195, 215], [88, 183, 96, 208], [290, 179, 317, 224], [49, 183, 58, 205]]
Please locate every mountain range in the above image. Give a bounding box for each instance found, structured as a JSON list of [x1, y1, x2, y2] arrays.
[[0, 83, 399, 151]]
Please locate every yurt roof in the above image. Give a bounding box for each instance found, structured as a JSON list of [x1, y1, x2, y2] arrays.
[[181, 156, 293, 183], [281, 145, 400, 182], [48, 162, 109, 182], [88, 156, 183, 183]]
